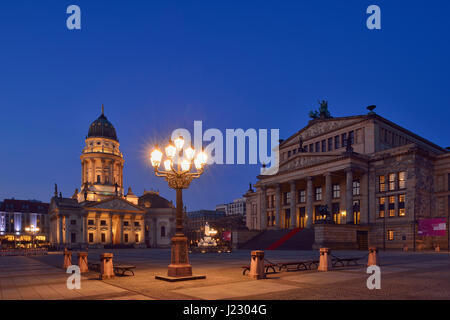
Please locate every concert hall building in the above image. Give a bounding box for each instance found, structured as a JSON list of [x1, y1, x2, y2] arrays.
[[244, 106, 450, 250]]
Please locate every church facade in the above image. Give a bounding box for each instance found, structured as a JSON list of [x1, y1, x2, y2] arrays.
[[245, 105, 450, 250], [49, 107, 176, 248]]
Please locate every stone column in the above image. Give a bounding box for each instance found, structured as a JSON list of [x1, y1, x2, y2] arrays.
[[58, 215, 63, 244], [81, 161, 85, 185], [289, 181, 296, 229], [260, 186, 267, 230], [306, 177, 314, 228], [346, 168, 354, 224], [111, 160, 115, 186], [89, 159, 94, 184], [96, 214, 101, 243], [131, 216, 136, 244], [119, 215, 124, 244], [65, 216, 70, 244], [152, 218, 157, 247], [109, 215, 114, 244], [82, 215, 87, 244], [275, 184, 281, 229], [324, 172, 332, 213], [360, 172, 368, 224]]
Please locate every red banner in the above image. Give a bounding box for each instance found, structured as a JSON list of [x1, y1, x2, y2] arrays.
[[222, 231, 231, 242], [418, 218, 447, 236]]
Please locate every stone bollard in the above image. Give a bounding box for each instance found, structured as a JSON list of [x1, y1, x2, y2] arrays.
[[435, 244, 440, 252], [100, 253, 115, 280], [367, 247, 378, 266], [78, 252, 89, 273], [318, 248, 332, 272], [63, 248, 72, 269], [248, 250, 265, 279]]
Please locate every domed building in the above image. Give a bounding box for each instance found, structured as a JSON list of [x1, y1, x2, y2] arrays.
[[48, 107, 176, 249]]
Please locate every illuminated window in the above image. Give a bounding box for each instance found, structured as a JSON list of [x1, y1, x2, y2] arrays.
[[353, 180, 360, 196], [283, 192, 290, 205], [389, 173, 396, 191], [379, 176, 386, 192], [315, 187, 322, 201], [399, 171, 406, 189], [378, 197, 385, 218], [332, 184, 340, 198], [353, 200, 360, 224], [388, 230, 394, 241], [389, 196, 395, 216], [298, 190, 306, 203], [398, 194, 406, 216]]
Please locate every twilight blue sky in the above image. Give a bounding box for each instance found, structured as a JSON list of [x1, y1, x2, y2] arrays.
[[0, 0, 449, 210]]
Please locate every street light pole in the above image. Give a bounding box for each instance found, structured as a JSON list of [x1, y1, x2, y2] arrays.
[[150, 137, 207, 279]]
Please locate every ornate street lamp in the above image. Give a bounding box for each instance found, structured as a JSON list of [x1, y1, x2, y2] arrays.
[[150, 136, 207, 279], [25, 225, 40, 248]]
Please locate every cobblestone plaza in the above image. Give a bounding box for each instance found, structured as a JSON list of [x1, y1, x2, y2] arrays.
[[1, 249, 449, 300]]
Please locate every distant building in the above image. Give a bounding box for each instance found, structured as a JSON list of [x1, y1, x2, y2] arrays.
[[215, 198, 247, 221], [186, 210, 224, 230], [215, 204, 227, 215], [0, 199, 49, 247]]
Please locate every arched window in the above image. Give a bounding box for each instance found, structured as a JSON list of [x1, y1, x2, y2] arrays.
[[160, 226, 166, 237]]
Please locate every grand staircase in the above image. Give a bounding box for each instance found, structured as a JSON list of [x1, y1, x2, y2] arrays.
[[239, 228, 315, 250]]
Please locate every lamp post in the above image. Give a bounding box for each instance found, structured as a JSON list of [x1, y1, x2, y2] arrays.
[[150, 136, 207, 279], [25, 225, 40, 248]]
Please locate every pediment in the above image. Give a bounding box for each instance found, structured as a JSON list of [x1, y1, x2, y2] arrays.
[[279, 153, 342, 172], [84, 197, 144, 213], [284, 116, 365, 146]]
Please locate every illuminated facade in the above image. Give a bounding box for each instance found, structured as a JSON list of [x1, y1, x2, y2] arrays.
[[0, 199, 49, 247], [245, 106, 450, 250], [49, 107, 175, 248]]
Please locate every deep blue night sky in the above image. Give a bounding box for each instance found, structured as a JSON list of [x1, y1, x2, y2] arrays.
[[0, 1, 449, 210]]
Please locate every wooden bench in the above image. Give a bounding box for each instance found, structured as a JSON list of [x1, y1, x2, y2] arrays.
[[114, 264, 136, 276], [331, 257, 360, 267], [279, 260, 319, 272], [88, 262, 100, 272], [241, 263, 279, 275]]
